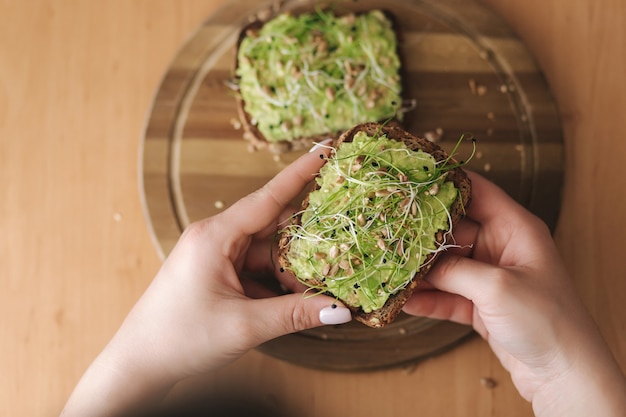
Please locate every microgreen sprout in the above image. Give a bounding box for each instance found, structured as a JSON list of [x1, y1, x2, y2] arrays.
[[280, 131, 474, 312]]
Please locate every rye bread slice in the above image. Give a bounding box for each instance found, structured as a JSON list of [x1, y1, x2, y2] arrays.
[[278, 122, 472, 328], [233, 11, 405, 154]]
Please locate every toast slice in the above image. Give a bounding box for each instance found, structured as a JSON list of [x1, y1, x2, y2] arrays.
[[233, 9, 404, 153], [278, 122, 472, 328]]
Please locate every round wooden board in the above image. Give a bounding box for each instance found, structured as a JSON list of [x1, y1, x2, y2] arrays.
[[141, 0, 563, 371]]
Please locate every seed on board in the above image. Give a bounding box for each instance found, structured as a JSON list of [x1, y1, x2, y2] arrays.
[[293, 115, 303, 127], [357, 213, 366, 226], [480, 377, 497, 389], [322, 263, 331, 276], [377, 238, 387, 251], [329, 246, 340, 258], [375, 189, 391, 197], [336, 175, 346, 184], [329, 263, 340, 277], [398, 173, 408, 183], [340, 243, 351, 252], [411, 202, 418, 216], [428, 183, 440, 196], [314, 252, 327, 260]]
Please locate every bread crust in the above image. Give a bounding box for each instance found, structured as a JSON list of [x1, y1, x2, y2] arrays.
[[278, 122, 472, 328]]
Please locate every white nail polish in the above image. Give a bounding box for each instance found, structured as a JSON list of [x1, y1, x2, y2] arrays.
[[319, 304, 352, 325], [308, 138, 333, 153]]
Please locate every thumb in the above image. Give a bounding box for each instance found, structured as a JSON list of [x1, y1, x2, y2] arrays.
[[427, 253, 504, 305], [243, 294, 352, 342]]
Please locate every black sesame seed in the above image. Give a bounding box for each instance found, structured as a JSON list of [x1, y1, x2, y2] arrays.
[[382, 258, 387, 264], [423, 166, 429, 171], [381, 282, 386, 287], [279, 267, 285, 273], [319, 154, 325, 159], [353, 283, 360, 289], [372, 161, 379, 168], [331, 304, 337, 309]]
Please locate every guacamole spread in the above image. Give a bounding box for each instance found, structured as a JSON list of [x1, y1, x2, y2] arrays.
[[283, 132, 458, 313], [236, 10, 402, 143]]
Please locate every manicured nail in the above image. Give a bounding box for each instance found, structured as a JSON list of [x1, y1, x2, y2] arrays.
[[308, 138, 333, 153], [319, 304, 352, 325]]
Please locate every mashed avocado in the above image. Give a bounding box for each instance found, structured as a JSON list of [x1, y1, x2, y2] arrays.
[[283, 132, 458, 313], [236, 10, 402, 143]]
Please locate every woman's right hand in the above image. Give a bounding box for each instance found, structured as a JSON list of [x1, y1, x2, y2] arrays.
[[403, 172, 626, 417]]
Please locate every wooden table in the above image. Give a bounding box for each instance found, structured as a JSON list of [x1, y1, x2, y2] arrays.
[[1, 1, 624, 416]]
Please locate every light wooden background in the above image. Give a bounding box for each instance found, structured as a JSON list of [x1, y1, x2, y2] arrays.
[[1, 1, 624, 416]]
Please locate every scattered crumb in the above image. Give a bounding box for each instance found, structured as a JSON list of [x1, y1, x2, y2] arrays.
[[469, 79, 487, 96], [469, 78, 477, 95], [401, 362, 419, 375], [256, 7, 272, 21], [113, 212, 122, 222], [487, 112, 495, 121], [424, 127, 444, 143], [214, 200, 225, 209], [230, 117, 242, 130], [486, 128, 494, 136], [500, 84, 509, 93], [272, 154, 281, 163], [398, 327, 407, 335], [514, 144, 524, 152], [483, 162, 492, 172], [480, 377, 497, 389], [475, 151, 484, 160]]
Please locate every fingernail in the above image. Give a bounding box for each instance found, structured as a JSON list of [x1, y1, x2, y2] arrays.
[[308, 138, 333, 153], [319, 304, 352, 325]]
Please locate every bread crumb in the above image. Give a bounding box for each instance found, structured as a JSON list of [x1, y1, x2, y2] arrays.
[[480, 377, 497, 389], [214, 200, 225, 209], [230, 118, 242, 130], [483, 162, 492, 172], [424, 128, 444, 143], [477, 84, 488, 96], [487, 112, 495, 121], [113, 212, 122, 222]]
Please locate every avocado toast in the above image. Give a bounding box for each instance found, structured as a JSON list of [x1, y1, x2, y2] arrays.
[[234, 9, 403, 153], [278, 123, 472, 328]]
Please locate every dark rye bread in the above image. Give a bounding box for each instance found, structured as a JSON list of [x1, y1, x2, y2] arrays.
[[278, 122, 472, 328], [233, 11, 405, 154]]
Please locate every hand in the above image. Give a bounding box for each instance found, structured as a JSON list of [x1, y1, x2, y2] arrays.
[[60, 144, 352, 417], [403, 172, 626, 416]]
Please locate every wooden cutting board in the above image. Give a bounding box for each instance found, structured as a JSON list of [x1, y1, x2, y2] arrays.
[[141, 0, 563, 371]]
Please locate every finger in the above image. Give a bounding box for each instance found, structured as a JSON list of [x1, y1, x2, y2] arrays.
[[403, 289, 474, 325], [223, 142, 333, 236], [446, 217, 479, 258], [241, 293, 352, 343], [465, 171, 535, 227], [425, 252, 502, 306]]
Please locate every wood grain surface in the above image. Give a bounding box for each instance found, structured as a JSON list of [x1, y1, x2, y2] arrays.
[[1, 1, 624, 416]]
